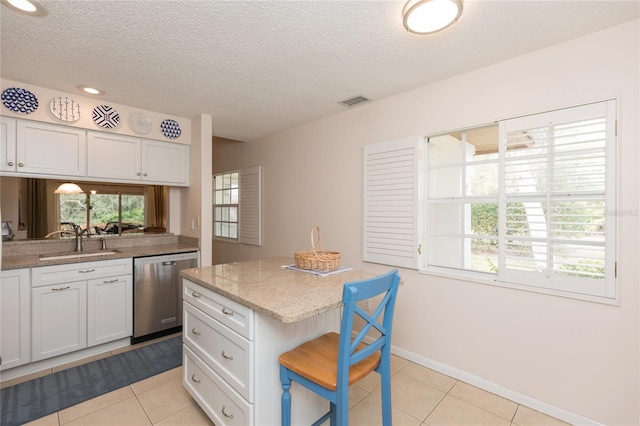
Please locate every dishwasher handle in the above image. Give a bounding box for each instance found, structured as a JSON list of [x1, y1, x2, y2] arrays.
[[162, 261, 177, 266]]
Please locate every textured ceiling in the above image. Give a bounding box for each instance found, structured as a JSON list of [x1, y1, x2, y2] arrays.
[[1, 0, 638, 142]]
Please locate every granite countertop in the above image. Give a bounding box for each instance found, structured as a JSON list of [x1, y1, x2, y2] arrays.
[[181, 257, 375, 324], [1, 235, 199, 270]]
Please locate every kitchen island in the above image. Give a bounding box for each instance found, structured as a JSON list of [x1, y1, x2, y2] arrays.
[[180, 257, 375, 426]]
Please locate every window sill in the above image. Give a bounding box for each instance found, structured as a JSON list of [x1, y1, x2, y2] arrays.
[[213, 237, 240, 244], [417, 267, 620, 306]]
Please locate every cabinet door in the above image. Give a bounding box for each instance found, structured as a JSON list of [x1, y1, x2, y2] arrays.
[[16, 120, 86, 177], [87, 274, 132, 347], [0, 269, 30, 370], [0, 116, 17, 172], [32, 282, 87, 361], [87, 132, 142, 181], [142, 139, 189, 185]]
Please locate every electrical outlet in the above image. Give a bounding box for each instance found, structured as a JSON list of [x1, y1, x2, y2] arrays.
[[364, 299, 372, 312]]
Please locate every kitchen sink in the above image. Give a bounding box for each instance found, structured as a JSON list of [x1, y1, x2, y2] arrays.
[[39, 249, 121, 261]]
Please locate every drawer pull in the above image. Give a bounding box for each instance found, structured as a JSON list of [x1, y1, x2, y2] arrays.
[[221, 351, 234, 360], [222, 307, 234, 316], [221, 405, 234, 419], [191, 328, 201, 335], [191, 374, 201, 383], [191, 291, 201, 298], [79, 269, 96, 273], [103, 279, 119, 284], [52, 286, 70, 291]]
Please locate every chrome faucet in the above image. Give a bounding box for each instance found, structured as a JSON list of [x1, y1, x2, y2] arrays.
[[74, 226, 83, 252], [72, 225, 91, 252]]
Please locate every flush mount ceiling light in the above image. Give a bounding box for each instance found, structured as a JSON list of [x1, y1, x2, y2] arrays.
[[1, 0, 48, 16], [54, 182, 84, 194], [402, 0, 463, 34], [77, 85, 104, 96]]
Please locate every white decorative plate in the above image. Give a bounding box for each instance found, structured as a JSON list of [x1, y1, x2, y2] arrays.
[[129, 113, 152, 134], [92, 105, 120, 129], [50, 97, 81, 122], [1, 87, 39, 114], [160, 119, 181, 139]]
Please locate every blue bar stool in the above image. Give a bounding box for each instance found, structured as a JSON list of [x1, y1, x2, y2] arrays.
[[279, 269, 401, 426]]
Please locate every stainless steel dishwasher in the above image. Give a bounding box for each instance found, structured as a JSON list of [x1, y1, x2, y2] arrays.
[[132, 251, 199, 343]]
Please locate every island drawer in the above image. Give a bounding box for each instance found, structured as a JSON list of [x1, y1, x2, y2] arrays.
[[183, 344, 253, 426], [32, 258, 133, 288], [183, 279, 254, 340], [184, 301, 253, 402]]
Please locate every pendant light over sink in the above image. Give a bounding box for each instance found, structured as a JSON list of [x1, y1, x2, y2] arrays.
[[54, 182, 84, 194], [402, 0, 463, 34]]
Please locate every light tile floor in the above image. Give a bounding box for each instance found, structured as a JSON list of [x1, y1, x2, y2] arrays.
[[4, 335, 570, 426]]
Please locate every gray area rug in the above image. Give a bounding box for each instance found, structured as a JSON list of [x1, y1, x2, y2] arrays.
[[1, 336, 182, 426]]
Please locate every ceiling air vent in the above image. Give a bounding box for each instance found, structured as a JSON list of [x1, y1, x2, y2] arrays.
[[339, 96, 369, 107]]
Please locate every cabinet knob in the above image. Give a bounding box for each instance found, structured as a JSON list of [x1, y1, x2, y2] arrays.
[[137, 172, 141, 176], [7, 162, 13, 166], [222, 307, 234, 316], [221, 406, 234, 419], [221, 351, 234, 360], [191, 328, 201, 335], [143, 173, 147, 176], [191, 374, 201, 383], [18, 162, 24, 167]]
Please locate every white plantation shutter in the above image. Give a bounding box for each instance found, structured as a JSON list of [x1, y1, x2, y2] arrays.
[[239, 166, 262, 246], [498, 100, 616, 298], [363, 137, 421, 268]]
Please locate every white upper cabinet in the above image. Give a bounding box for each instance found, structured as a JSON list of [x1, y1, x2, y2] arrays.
[[87, 132, 142, 181], [142, 139, 188, 185], [0, 116, 17, 172], [16, 120, 86, 177], [87, 131, 189, 186]]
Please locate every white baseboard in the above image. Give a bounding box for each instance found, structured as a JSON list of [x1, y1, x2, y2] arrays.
[[390, 345, 603, 426]]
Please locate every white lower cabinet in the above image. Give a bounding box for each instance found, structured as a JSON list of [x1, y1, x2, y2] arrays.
[[31, 258, 133, 362], [182, 279, 340, 426], [184, 345, 253, 426], [32, 282, 87, 361], [0, 268, 31, 371], [87, 274, 133, 347]]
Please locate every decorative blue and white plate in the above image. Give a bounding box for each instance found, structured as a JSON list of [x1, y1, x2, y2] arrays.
[[92, 105, 120, 129], [50, 97, 81, 122], [160, 119, 181, 139], [129, 112, 151, 134], [1, 87, 39, 114]]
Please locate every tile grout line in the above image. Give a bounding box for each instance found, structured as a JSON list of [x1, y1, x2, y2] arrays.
[[133, 384, 155, 425]]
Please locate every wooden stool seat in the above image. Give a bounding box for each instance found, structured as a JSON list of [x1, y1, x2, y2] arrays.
[[279, 332, 380, 391], [278, 269, 400, 426]]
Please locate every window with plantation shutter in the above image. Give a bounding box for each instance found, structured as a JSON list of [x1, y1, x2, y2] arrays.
[[239, 166, 262, 246], [499, 100, 616, 298], [362, 137, 421, 269], [213, 166, 262, 246], [365, 100, 617, 302]]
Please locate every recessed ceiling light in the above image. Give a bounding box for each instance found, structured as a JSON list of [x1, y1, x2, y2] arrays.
[[78, 85, 104, 96], [1, 0, 48, 16]]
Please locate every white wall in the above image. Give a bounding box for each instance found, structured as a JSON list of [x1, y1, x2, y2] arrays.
[[181, 114, 213, 266], [230, 20, 639, 425]]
